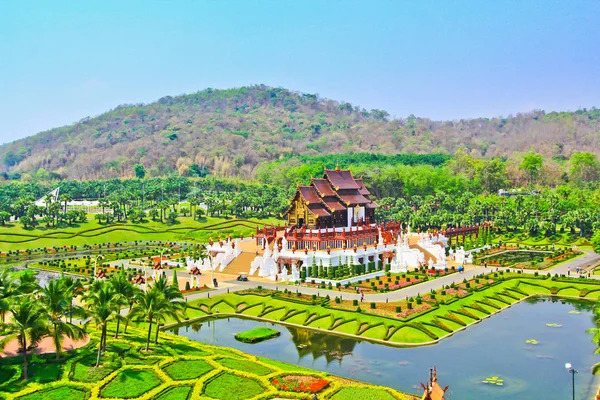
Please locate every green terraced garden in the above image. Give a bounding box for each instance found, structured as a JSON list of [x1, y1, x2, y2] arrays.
[[180, 273, 600, 346], [0, 325, 412, 400], [0, 216, 281, 252]]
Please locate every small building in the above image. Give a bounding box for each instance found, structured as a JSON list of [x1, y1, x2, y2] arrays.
[[95, 268, 107, 280], [421, 367, 448, 400]]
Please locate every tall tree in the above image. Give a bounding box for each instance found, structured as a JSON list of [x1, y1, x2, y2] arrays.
[[0, 297, 48, 380], [40, 279, 86, 359], [85, 282, 117, 367]]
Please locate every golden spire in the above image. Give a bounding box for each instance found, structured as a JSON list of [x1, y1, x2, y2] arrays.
[[335, 161, 340, 171]]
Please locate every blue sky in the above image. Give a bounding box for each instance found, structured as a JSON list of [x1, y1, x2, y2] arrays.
[[1, 0, 599, 144]]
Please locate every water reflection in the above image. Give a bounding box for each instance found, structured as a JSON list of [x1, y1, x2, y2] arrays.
[[288, 326, 357, 364], [169, 297, 600, 400]]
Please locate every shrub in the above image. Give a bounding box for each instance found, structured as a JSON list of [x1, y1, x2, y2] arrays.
[[407, 302, 413, 309], [395, 306, 401, 313], [370, 302, 376, 309], [235, 327, 280, 343], [335, 297, 341, 304], [352, 299, 358, 306]]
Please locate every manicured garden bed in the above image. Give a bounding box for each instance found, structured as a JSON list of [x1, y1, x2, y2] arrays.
[[203, 372, 264, 400], [155, 385, 192, 400], [234, 327, 281, 343], [331, 386, 398, 400], [216, 357, 273, 376], [16, 386, 89, 400], [163, 359, 213, 380], [99, 369, 162, 398], [271, 374, 330, 393]]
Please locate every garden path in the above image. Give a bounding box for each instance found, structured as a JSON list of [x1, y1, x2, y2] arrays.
[[184, 250, 600, 303]]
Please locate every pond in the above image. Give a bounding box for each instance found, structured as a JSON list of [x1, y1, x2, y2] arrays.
[[481, 250, 551, 266], [168, 297, 600, 400]]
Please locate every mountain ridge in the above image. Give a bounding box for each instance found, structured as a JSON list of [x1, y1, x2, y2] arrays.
[[1, 84, 599, 180]]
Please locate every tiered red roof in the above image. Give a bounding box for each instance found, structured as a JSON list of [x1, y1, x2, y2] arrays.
[[284, 168, 377, 219]]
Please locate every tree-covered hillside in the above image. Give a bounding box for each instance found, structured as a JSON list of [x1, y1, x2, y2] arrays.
[[1, 85, 599, 180]]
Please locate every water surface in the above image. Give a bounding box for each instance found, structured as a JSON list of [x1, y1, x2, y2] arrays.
[[169, 297, 599, 399]]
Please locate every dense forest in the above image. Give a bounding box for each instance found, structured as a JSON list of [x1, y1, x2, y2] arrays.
[[1, 85, 599, 181]]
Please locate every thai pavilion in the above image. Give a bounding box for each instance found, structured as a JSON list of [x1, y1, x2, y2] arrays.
[[251, 167, 409, 281]]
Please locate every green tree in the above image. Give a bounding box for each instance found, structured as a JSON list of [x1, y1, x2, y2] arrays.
[[134, 164, 146, 179], [129, 287, 169, 352], [570, 152, 599, 183], [0, 297, 48, 380], [40, 279, 86, 359], [592, 230, 600, 253], [109, 272, 136, 338], [0, 268, 18, 323], [85, 282, 117, 366], [520, 151, 544, 185]]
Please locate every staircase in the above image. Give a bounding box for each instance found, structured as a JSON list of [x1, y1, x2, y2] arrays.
[[407, 236, 438, 264], [221, 252, 259, 276]]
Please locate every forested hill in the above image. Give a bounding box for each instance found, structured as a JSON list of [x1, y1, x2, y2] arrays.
[[1, 85, 599, 180]]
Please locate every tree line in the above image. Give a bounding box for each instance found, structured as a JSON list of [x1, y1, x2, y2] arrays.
[[0, 267, 186, 379]]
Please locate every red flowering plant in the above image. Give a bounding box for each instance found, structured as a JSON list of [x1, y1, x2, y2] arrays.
[[270, 375, 330, 393]]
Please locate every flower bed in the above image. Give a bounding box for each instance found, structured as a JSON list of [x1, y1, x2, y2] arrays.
[[271, 375, 330, 393], [181, 284, 210, 294], [234, 327, 281, 343]]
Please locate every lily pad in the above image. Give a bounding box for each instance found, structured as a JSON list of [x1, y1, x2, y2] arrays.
[[482, 376, 505, 386], [546, 323, 562, 327], [525, 339, 539, 345], [568, 310, 581, 315]]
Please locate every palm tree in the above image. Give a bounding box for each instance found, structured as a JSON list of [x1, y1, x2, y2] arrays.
[[61, 275, 83, 323], [109, 272, 136, 338], [60, 193, 72, 214], [0, 297, 48, 380], [149, 276, 184, 344], [40, 279, 86, 359], [15, 270, 40, 295], [129, 287, 169, 352], [85, 282, 117, 367], [188, 197, 199, 219], [0, 268, 18, 323]]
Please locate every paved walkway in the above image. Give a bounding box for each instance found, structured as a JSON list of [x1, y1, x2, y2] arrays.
[[184, 250, 600, 303]]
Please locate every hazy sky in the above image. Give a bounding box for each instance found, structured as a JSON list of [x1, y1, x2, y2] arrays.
[[1, 0, 599, 144]]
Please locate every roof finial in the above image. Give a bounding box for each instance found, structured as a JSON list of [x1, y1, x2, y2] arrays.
[[335, 161, 340, 171]]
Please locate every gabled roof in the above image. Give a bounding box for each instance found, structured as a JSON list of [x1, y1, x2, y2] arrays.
[[335, 190, 370, 206], [298, 186, 322, 204], [321, 197, 346, 212], [307, 205, 331, 217], [312, 178, 336, 197], [324, 169, 360, 190], [355, 178, 371, 196]]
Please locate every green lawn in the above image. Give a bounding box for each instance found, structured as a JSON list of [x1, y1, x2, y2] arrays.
[[0, 216, 281, 252], [155, 386, 192, 400], [17, 387, 88, 400], [163, 360, 213, 380], [99, 369, 162, 398], [216, 357, 273, 376], [202, 372, 264, 400]]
